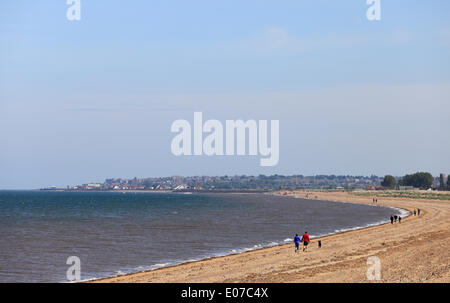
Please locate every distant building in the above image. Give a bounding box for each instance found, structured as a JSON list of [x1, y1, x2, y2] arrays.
[[87, 183, 101, 188], [174, 185, 188, 190]]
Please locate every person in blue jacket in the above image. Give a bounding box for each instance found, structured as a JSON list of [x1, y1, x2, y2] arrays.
[[294, 233, 301, 253]]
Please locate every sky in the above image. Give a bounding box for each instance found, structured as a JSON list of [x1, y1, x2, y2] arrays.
[[1, 0, 450, 189]]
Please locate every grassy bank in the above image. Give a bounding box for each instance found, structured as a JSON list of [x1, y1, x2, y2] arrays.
[[351, 190, 450, 201]]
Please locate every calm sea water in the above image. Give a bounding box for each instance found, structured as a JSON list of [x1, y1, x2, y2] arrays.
[[0, 191, 405, 282]]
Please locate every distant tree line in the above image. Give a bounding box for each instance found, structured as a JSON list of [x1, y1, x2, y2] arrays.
[[444, 173, 450, 190], [382, 172, 439, 190], [398, 172, 434, 189]]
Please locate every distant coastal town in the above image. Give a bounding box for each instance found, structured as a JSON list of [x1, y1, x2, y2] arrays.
[[41, 172, 450, 192]]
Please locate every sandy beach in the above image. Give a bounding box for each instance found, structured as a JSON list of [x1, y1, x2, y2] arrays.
[[92, 191, 450, 283]]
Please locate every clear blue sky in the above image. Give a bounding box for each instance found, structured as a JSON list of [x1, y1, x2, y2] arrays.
[[1, 1, 450, 188]]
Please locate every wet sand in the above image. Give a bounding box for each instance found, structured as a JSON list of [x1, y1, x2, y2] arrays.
[[92, 191, 450, 283]]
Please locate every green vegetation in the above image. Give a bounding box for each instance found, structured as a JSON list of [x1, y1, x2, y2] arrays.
[[352, 190, 450, 201], [440, 174, 446, 189], [381, 175, 396, 189], [398, 172, 433, 189]]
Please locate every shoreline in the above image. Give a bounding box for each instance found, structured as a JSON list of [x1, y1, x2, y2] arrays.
[[91, 190, 449, 283], [87, 209, 404, 283]]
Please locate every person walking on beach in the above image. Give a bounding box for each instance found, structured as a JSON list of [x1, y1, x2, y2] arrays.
[[394, 215, 398, 222], [302, 232, 310, 252], [398, 216, 402, 223], [390, 215, 394, 224], [414, 210, 416, 216], [294, 233, 301, 253], [418, 208, 421, 216]]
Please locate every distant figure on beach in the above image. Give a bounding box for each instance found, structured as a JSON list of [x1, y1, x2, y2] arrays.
[[394, 215, 398, 222], [302, 232, 310, 252], [398, 216, 401, 223], [390, 215, 394, 224], [418, 209, 421, 216], [294, 233, 301, 253], [318, 240, 322, 248], [413, 210, 416, 216]]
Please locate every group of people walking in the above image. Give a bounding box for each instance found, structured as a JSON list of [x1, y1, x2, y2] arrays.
[[293, 232, 311, 252], [390, 207, 422, 224], [295, 208, 423, 253], [390, 214, 401, 224]]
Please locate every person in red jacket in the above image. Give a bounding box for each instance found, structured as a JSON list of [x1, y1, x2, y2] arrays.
[[302, 232, 310, 252]]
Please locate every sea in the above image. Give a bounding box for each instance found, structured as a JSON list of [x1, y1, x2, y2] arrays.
[[0, 191, 407, 282]]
